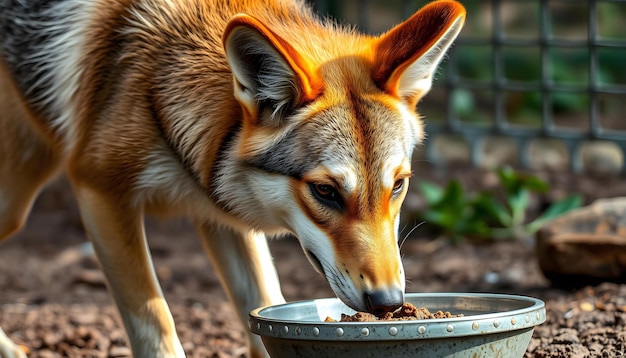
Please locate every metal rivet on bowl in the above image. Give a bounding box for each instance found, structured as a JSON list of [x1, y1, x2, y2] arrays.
[[256, 323, 261, 331], [511, 317, 516, 325], [389, 327, 398, 336], [536, 312, 540, 320], [446, 324, 454, 332], [336, 328, 344, 337], [268, 325, 273, 333], [282, 326, 289, 334], [295, 327, 301, 335], [493, 320, 500, 328], [312, 327, 320, 337], [526, 314, 530, 323], [472, 322, 479, 330], [361, 328, 370, 336], [417, 325, 426, 334]]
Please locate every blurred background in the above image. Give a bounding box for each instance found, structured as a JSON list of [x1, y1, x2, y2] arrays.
[[312, 0, 626, 174]]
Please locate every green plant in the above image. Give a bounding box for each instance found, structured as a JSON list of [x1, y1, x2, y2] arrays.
[[416, 167, 582, 243], [416, 180, 486, 244]]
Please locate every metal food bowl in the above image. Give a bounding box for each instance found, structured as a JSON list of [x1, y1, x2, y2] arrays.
[[249, 292, 545, 358]]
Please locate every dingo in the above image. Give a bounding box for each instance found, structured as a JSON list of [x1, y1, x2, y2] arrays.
[[0, 0, 465, 356]]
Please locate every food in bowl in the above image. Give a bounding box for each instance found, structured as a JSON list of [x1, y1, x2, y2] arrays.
[[325, 302, 464, 322]]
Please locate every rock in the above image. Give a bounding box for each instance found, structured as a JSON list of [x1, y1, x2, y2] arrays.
[[73, 269, 107, 288], [109, 346, 132, 357], [536, 197, 626, 286]]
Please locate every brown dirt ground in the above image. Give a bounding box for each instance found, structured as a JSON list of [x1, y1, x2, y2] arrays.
[[1, 166, 625, 357]]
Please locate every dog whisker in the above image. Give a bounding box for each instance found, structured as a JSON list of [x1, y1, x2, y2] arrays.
[[399, 221, 424, 251]]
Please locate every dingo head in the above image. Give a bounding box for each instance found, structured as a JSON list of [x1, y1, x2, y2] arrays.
[[222, 0, 465, 313]]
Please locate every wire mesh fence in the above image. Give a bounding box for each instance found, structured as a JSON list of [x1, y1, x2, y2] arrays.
[[311, 0, 626, 173]]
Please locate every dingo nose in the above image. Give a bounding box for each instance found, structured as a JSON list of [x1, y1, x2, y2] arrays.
[[364, 289, 404, 315]]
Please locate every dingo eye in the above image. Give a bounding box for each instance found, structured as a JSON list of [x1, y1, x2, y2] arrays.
[[310, 183, 342, 210], [392, 179, 405, 196]]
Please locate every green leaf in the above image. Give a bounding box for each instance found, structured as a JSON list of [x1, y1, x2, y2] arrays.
[[417, 181, 444, 205], [496, 166, 518, 194], [456, 218, 491, 237], [519, 176, 549, 193], [438, 180, 465, 211], [528, 195, 583, 233], [416, 180, 476, 243], [497, 166, 549, 195], [420, 209, 453, 228], [471, 193, 512, 227], [507, 189, 530, 227]]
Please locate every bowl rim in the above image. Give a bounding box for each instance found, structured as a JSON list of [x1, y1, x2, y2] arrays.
[[249, 292, 546, 341]]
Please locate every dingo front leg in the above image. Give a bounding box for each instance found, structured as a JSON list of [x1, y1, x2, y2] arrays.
[[73, 185, 184, 358], [197, 225, 285, 358]]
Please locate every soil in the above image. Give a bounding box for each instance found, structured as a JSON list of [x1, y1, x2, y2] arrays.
[[1, 166, 625, 357]]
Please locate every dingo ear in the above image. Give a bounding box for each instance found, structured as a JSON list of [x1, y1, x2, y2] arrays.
[[223, 14, 322, 125], [372, 0, 465, 107]]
